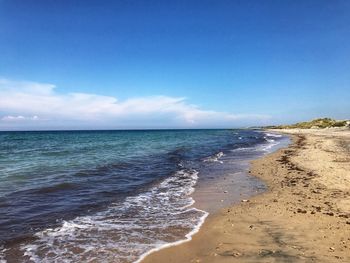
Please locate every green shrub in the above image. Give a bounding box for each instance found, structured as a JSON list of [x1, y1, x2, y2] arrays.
[[267, 118, 349, 129]]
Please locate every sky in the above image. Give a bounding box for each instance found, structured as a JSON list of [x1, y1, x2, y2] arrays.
[[0, 0, 349, 130]]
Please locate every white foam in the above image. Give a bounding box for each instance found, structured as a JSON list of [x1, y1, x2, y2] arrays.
[[230, 147, 252, 152], [20, 169, 208, 263], [261, 141, 279, 152], [229, 132, 285, 155], [260, 132, 285, 153], [135, 210, 208, 263], [265, 132, 282, 138], [203, 152, 224, 164], [0, 246, 7, 263]]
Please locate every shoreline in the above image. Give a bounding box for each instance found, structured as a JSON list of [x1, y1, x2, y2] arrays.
[[137, 131, 286, 263], [142, 128, 350, 262]]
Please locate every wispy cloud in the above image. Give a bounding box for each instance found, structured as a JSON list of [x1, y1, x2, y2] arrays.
[[1, 115, 39, 121], [0, 78, 270, 130]]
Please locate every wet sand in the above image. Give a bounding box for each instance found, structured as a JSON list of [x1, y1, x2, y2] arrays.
[[142, 128, 350, 263]]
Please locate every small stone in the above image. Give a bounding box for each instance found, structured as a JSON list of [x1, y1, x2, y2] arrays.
[[329, 247, 335, 252], [218, 250, 241, 257], [224, 191, 228, 193], [259, 249, 275, 256], [325, 212, 334, 216], [339, 214, 350, 219]]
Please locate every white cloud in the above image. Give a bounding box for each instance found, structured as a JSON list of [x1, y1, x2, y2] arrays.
[[1, 115, 39, 121], [0, 78, 270, 129], [1, 115, 25, 121]]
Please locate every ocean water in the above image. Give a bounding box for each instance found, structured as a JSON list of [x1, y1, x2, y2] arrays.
[[0, 129, 287, 263]]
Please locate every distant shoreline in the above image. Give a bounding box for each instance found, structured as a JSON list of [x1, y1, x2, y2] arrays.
[[142, 128, 350, 262]]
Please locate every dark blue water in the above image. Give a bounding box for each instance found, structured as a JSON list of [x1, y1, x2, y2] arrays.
[[0, 129, 287, 262]]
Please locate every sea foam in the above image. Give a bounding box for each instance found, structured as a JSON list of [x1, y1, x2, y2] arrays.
[[20, 169, 207, 263]]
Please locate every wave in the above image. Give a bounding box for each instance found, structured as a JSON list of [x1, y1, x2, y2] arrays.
[[135, 210, 208, 263], [261, 132, 284, 152], [202, 152, 224, 164], [20, 169, 207, 263], [230, 132, 284, 154], [0, 246, 6, 263], [265, 132, 282, 138]]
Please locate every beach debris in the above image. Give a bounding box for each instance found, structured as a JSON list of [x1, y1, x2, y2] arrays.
[[218, 250, 241, 257], [223, 191, 228, 193], [241, 199, 250, 203], [329, 247, 335, 252], [297, 208, 307, 214], [259, 249, 276, 256], [325, 212, 334, 216], [338, 214, 349, 218], [315, 206, 322, 212]]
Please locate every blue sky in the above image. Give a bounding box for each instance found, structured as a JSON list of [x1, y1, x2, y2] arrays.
[[0, 0, 349, 130]]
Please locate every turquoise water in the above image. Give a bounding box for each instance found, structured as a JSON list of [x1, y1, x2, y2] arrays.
[[0, 129, 286, 262]]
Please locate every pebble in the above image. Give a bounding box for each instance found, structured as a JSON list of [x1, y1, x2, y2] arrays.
[[297, 208, 307, 214]]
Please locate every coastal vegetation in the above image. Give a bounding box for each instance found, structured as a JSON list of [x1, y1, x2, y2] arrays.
[[266, 118, 349, 129]]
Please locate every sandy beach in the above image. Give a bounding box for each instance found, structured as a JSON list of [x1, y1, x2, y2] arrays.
[[142, 128, 350, 263]]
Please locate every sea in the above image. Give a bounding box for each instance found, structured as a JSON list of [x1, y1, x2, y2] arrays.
[[0, 129, 288, 263]]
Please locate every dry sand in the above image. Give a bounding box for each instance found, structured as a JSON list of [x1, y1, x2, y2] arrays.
[[142, 128, 350, 263]]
